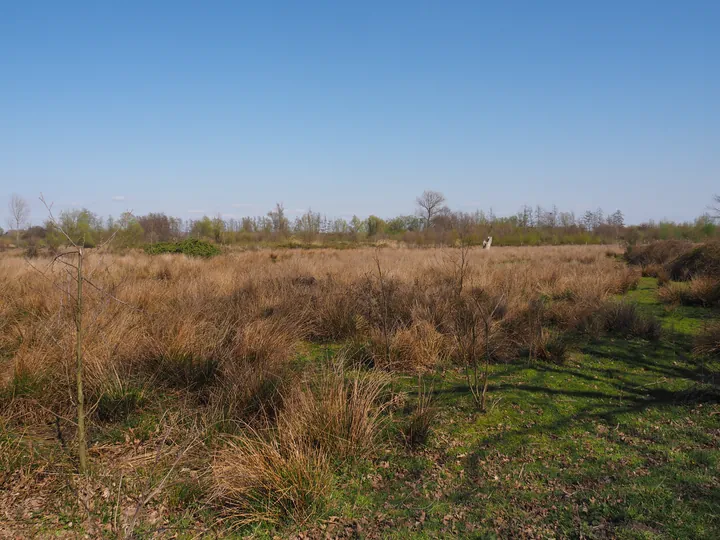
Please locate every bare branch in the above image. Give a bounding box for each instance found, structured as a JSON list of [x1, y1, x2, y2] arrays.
[[39, 193, 78, 248]]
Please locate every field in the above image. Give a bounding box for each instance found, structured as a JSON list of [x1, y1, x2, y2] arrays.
[[1, 245, 718, 538]]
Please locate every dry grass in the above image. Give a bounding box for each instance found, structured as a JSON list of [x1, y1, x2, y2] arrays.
[[693, 322, 720, 357], [211, 360, 388, 525], [399, 377, 439, 448], [282, 361, 390, 459], [657, 277, 720, 307], [212, 426, 333, 526], [0, 244, 644, 530], [0, 246, 634, 408]]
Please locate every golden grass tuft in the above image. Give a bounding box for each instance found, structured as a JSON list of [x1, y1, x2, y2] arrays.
[[212, 360, 388, 525]]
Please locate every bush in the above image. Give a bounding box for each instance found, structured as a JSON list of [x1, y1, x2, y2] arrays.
[[144, 238, 221, 258], [530, 329, 569, 364], [598, 301, 662, 341], [399, 380, 438, 448], [624, 240, 693, 267], [576, 301, 661, 341], [667, 241, 720, 281], [658, 277, 720, 307], [693, 323, 720, 357]]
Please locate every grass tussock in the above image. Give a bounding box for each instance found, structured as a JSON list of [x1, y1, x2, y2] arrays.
[[212, 426, 333, 526], [693, 322, 720, 357], [282, 361, 390, 459], [575, 300, 662, 341], [657, 277, 720, 307], [399, 379, 439, 448], [598, 301, 662, 341], [529, 328, 569, 364], [212, 360, 388, 525]]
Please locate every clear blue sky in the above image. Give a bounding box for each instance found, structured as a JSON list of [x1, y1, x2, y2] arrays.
[[2, 1, 719, 226]]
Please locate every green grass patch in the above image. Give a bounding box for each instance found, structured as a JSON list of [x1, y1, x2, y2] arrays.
[[144, 238, 221, 257]]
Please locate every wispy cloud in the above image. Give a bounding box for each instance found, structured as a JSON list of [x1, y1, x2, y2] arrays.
[[221, 213, 236, 219], [111, 195, 126, 202], [187, 209, 205, 214]]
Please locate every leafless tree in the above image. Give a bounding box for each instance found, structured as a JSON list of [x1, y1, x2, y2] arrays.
[[416, 190, 447, 230], [26, 195, 127, 475], [711, 195, 720, 221], [7, 193, 30, 244], [372, 248, 393, 366]]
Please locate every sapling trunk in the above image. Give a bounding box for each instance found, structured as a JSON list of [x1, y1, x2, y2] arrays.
[[75, 248, 88, 474]]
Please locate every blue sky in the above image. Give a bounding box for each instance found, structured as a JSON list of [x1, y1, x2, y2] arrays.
[[2, 1, 719, 226]]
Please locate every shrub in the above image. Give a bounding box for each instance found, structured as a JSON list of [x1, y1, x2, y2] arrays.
[[693, 323, 720, 357], [667, 241, 720, 281], [658, 277, 720, 307], [624, 240, 693, 267], [598, 301, 662, 341], [529, 329, 569, 364], [144, 238, 221, 258], [400, 380, 438, 448]]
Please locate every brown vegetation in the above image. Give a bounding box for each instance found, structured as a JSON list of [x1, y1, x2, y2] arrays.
[[1, 244, 647, 530]]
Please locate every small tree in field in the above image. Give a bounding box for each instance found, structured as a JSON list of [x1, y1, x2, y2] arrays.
[[416, 190, 447, 230], [7, 193, 30, 244], [31, 195, 127, 474], [448, 241, 507, 411]]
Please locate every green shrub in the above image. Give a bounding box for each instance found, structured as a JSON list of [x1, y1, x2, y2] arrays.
[[144, 238, 221, 258]]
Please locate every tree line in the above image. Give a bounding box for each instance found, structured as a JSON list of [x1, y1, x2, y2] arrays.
[[3, 190, 719, 250]]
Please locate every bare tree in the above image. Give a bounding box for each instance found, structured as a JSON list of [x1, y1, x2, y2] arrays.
[[28, 195, 127, 474], [454, 289, 506, 411], [710, 195, 720, 221], [7, 193, 30, 244], [416, 190, 446, 230], [371, 249, 393, 367], [267, 202, 289, 235]]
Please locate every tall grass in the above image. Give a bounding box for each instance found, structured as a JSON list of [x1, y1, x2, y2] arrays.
[[0, 245, 645, 526], [211, 359, 388, 525], [0, 245, 638, 412]]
